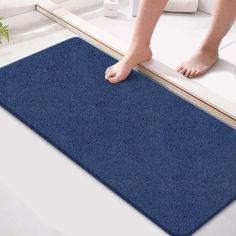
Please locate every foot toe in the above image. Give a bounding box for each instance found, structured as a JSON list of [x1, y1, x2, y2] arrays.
[[105, 70, 116, 80], [109, 75, 123, 84], [176, 65, 183, 72], [180, 67, 188, 75], [105, 66, 113, 73], [189, 70, 196, 78], [185, 69, 191, 78], [193, 70, 201, 77]]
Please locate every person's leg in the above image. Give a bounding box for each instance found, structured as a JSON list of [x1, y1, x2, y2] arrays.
[[177, 0, 236, 78], [105, 0, 168, 83]]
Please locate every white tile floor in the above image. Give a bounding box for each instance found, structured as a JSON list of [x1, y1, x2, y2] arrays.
[[0, 3, 236, 236], [0, 183, 65, 236]]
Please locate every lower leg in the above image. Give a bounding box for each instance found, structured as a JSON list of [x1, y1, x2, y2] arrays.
[[105, 0, 168, 83], [177, 0, 236, 78]]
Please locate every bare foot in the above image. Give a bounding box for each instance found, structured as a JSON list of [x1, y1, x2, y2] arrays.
[[177, 46, 219, 78], [105, 46, 152, 83]]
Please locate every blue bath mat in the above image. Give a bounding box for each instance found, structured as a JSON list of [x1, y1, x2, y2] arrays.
[[0, 38, 235, 236]]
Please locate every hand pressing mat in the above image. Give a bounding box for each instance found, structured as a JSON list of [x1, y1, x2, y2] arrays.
[[0, 37, 235, 236]]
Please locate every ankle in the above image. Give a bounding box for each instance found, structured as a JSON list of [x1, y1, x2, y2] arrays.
[[129, 39, 150, 51], [200, 40, 219, 54], [200, 43, 219, 57], [122, 46, 152, 67]]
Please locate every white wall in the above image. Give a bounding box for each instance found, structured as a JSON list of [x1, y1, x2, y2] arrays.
[[0, 0, 69, 17], [0, 0, 39, 17]]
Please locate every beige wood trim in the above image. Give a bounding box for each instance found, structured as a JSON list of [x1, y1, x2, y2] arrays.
[[36, 2, 236, 129]]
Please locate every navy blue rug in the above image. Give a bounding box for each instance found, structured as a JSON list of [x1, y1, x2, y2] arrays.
[[0, 38, 235, 236]]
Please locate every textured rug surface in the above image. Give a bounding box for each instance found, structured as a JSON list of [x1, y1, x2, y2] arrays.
[[0, 38, 235, 236]]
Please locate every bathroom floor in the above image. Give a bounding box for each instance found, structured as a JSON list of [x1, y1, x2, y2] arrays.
[[0, 2, 235, 236]]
